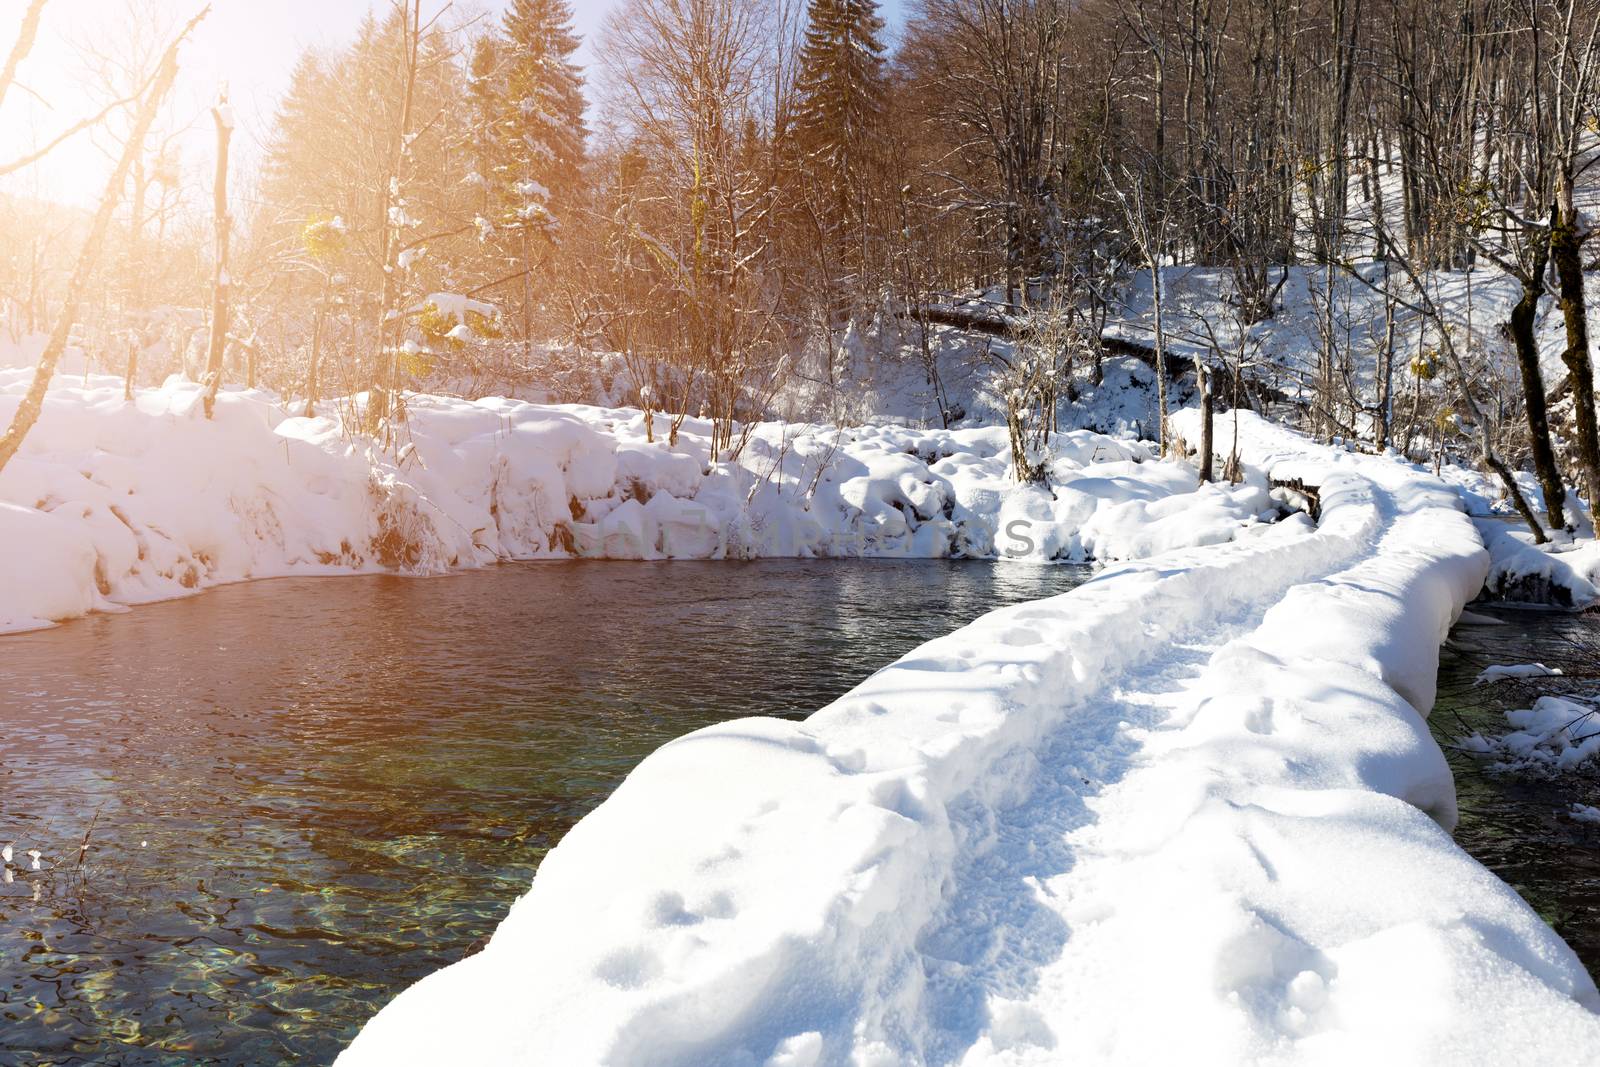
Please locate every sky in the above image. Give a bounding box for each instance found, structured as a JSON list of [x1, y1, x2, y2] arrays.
[[0, 0, 909, 209]]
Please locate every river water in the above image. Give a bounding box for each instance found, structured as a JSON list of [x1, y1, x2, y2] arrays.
[[4, 564, 1597, 1064], [0, 560, 1087, 1064], [1432, 605, 1600, 974]]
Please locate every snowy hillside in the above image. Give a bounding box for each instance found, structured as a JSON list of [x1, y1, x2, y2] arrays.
[[1106, 264, 1600, 418]]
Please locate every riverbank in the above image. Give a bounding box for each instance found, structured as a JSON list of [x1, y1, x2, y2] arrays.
[[340, 411, 1600, 1065], [0, 369, 1279, 634]]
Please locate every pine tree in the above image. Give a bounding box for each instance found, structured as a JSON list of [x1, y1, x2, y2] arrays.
[[466, 33, 505, 221], [790, 0, 887, 207], [787, 0, 888, 324], [260, 50, 337, 236], [493, 0, 588, 350], [497, 0, 588, 240]]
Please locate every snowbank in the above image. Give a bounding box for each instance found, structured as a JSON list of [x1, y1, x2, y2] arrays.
[[1475, 517, 1600, 607], [339, 411, 1600, 1065], [0, 371, 1279, 633]]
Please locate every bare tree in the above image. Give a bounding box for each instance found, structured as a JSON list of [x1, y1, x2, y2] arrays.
[[201, 90, 234, 418], [1108, 160, 1173, 453], [1373, 227, 1549, 541], [596, 0, 791, 458], [0, 0, 49, 113], [0, 9, 204, 476]]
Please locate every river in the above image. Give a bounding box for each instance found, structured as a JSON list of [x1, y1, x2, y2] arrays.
[[1432, 604, 1600, 973], [0, 560, 1087, 1064], [3, 563, 1597, 1063]]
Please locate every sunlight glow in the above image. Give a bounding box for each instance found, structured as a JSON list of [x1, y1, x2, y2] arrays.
[[0, 0, 624, 207]]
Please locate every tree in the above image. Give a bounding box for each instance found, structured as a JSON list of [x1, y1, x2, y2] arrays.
[[495, 0, 588, 353], [0, 10, 202, 476], [201, 90, 234, 418], [596, 0, 790, 457], [1109, 159, 1174, 454], [788, 0, 887, 298], [466, 32, 504, 221], [1543, 0, 1600, 512], [906, 0, 1076, 303]]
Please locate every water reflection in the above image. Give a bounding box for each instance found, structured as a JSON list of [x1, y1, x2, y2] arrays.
[[0, 559, 1085, 1064]]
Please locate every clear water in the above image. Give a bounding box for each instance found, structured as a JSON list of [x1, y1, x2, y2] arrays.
[[1432, 606, 1600, 975], [0, 560, 1088, 1065]]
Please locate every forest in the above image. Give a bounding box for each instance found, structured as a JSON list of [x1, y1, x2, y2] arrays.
[[3, 0, 1600, 528]]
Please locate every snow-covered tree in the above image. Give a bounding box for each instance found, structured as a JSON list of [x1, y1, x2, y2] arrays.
[[789, 0, 886, 210], [494, 1, 586, 239], [465, 33, 505, 221], [490, 0, 588, 350], [784, 0, 887, 325]]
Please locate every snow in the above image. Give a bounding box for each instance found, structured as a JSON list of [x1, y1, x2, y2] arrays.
[[0, 371, 1276, 634], [1571, 804, 1600, 824], [1459, 693, 1600, 775], [1476, 517, 1600, 607], [1477, 663, 1565, 684], [1107, 264, 1578, 400], [420, 291, 498, 324], [0, 501, 100, 632], [338, 409, 1600, 1066], [515, 177, 551, 203], [8, 353, 1597, 1061]]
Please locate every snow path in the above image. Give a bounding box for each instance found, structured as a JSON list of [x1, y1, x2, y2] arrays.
[[916, 611, 1268, 1062], [341, 413, 1600, 1066]]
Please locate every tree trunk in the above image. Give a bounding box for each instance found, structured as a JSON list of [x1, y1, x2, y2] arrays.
[[372, 0, 423, 443], [1151, 259, 1169, 453], [1553, 180, 1600, 511], [1378, 268, 1395, 448], [1198, 363, 1214, 484], [1318, 262, 1337, 441], [202, 95, 233, 419], [1508, 235, 1566, 530], [124, 337, 137, 403], [126, 153, 147, 403], [521, 229, 533, 365], [305, 302, 324, 418]]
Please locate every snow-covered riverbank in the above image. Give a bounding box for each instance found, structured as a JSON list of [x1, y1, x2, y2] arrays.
[[0, 371, 1281, 633], [340, 410, 1600, 1066]]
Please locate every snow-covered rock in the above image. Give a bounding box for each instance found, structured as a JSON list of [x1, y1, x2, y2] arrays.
[[1476, 517, 1600, 607], [1460, 692, 1600, 775]]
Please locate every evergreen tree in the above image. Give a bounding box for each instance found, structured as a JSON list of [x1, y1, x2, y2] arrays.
[[786, 0, 888, 324], [790, 0, 886, 205], [489, 0, 589, 348], [466, 33, 505, 221], [260, 50, 338, 239], [497, 0, 588, 240]]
